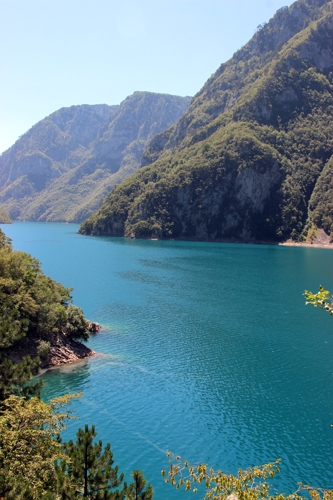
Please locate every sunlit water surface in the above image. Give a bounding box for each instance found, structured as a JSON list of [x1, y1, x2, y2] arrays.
[[2, 222, 333, 498]]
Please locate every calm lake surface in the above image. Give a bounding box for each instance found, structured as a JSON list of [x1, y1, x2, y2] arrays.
[[2, 222, 333, 498]]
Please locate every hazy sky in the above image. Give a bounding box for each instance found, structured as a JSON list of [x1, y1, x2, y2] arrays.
[[0, 0, 294, 154]]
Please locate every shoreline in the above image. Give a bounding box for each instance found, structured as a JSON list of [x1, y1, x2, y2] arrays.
[[4, 332, 96, 371], [279, 228, 333, 249], [38, 351, 98, 375], [7, 221, 333, 249], [278, 240, 333, 249], [42, 322, 101, 368], [82, 228, 333, 249]]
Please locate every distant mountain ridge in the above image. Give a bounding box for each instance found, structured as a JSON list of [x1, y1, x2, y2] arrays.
[[0, 92, 191, 222], [80, 0, 333, 243]]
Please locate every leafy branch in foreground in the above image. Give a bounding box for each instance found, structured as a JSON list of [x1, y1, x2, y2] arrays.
[[161, 453, 333, 500], [304, 286, 333, 315], [0, 393, 80, 499]]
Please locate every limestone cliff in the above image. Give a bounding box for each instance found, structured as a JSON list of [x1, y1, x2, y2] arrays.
[[0, 93, 191, 222]]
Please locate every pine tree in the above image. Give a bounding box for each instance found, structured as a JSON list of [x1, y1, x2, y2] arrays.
[[61, 425, 126, 499], [127, 470, 153, 500]]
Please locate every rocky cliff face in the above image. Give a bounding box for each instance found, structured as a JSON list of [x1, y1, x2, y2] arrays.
[[0, 93, 191, 222], [80, 0, 333, 243]]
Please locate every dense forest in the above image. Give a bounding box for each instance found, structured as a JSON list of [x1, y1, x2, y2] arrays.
[[80, 0, 333, 243], [0, 228, 92, 399]]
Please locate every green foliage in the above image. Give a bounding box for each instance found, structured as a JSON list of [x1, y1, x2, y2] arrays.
[[58, 425, 153, 500], [37, 339, 51, 360], [0, 393, 79, 499], [0, 355, 42, 401], [0, 207, 12, 223], [0, 228, 90, 399], [127, 470, 153, 500], [59, 424, 125, 499], [307, 156, 333, 237], [0, 229, 11, 248], [65, 305, 90, 341], [162, 452, 333, 500], [304, 286, 333, 315]]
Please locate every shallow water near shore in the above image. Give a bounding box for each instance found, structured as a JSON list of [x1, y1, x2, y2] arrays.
[[2, 221, 333, 499]]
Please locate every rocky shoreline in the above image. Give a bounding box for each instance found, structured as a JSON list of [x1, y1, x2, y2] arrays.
[[279, 229, 333, 249], [4, 322, 102, 370], [144, 228, 333, 249], [43, 331, 96, 368], [44, 321, 101, 367]]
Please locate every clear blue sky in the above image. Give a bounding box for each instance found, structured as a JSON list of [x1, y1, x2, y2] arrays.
[[0, 0, 294, 154]]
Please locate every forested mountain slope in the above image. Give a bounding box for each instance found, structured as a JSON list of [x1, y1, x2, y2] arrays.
[[80, 0, 333, 242], [0, 208, 12, 224], [0, 93, 191, 222]]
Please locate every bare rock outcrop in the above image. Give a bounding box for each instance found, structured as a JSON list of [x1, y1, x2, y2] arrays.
[[46, 331, 95, 367], [88, 321, 102, 334], [3, 331, 95, 370]]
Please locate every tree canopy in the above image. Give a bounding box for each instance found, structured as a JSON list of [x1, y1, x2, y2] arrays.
[[0, 393, 79, 499], [59, 424, 126, 499], [0, 228, 90, 399]]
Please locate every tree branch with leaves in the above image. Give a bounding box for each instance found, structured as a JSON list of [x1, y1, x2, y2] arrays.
[[304, 286, 333, 315], [162, 452, 333, 500]]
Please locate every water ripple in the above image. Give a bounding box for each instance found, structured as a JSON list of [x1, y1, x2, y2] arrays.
[[5, 223, 333, 500]]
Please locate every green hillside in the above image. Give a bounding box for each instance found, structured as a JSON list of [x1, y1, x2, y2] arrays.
[[0, 208, 12, 224], [0, 229, 90, 399], [0, 93, 191, 222], [80, 0, 333, 242]]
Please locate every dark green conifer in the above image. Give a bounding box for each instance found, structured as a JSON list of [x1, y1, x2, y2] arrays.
[[61, 425, 127, 499], [127, 470, 153, 500]]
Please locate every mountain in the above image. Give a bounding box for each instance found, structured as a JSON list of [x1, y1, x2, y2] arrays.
[[0, 208, 12, 224], [0, 92, 191, 222], [80, 0, 333, 243]]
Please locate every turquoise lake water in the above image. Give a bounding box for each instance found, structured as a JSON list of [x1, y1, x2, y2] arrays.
[[1, 221, 333, 498]]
